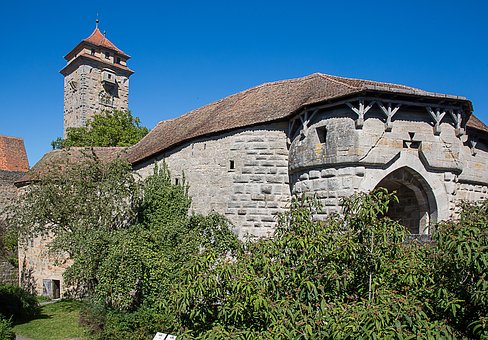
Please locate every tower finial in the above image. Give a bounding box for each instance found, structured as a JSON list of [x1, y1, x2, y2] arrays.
[[96, 13, 99, 29]]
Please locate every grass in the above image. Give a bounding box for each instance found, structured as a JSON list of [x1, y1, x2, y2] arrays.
[[12, 300, 87, 340]]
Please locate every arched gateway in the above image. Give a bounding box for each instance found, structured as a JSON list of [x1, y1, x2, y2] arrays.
[[375, 167, 437, 235]]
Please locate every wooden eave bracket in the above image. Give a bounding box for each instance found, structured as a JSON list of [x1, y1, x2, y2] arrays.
[[448, 109, 465, 137], [378, 102, 401, 132], [346, 99, 375, 129], [426, 107, 447, 136]]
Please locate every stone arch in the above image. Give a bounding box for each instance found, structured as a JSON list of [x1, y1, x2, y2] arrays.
[[360, 151, 450, 223], [375, 167, 435, 235]]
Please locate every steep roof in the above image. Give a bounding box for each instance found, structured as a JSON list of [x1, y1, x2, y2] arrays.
[[15, 147, 127, 186], [127, 73, 473, 164], [64, 26, 130, 61], [0, 135, 29, 172], [467, 114, 488, 134], [82, 27, 130, 58]]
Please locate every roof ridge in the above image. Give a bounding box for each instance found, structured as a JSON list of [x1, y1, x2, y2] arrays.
[[151, 74, 323, 126], [316, 73, 359, 90]]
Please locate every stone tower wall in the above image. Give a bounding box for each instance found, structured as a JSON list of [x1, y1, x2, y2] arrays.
[[63, 62, 129, 134]]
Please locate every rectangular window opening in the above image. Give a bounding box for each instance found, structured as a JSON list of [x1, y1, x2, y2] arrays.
[[175, 178, 179, 185], [105, 51, 110, 59], [316, 126, 327, 144], [229, 160, 235, 170]]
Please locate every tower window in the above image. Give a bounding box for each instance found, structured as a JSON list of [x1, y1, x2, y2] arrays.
[[105, 51, 110, 59], [316, 126, 327, 144], [229, 160, 235, 170], [91, 49, 95, 56], [116, 57, 121, 64]]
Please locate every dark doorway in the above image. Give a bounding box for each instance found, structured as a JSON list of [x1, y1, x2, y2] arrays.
[[376, 167, 435, 235]]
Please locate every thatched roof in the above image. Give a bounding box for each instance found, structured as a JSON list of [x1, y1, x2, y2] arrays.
[[127, 73, 473, 164]]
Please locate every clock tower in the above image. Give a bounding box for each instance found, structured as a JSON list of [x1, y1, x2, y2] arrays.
[[60, 20, 134, 136]]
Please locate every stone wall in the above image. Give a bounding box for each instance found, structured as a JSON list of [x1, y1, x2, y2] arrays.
[[64, 61, 130, 134], [18, 235, 72, 296], [289, 105, 488, 229], [135, 122, 292, 239], [0, 170, 24, 286]]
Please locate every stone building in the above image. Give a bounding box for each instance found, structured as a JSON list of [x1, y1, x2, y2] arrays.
[[16, 28, 488, 296], [0, 135, 29, 285], [61, 20, 133, 136], [128, 73, 488, 238]]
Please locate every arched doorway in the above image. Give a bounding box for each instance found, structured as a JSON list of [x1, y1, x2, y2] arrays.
[[375, 167, 436, 235]]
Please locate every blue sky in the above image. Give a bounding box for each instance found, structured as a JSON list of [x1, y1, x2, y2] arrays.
[[1, 0, 487, 165]]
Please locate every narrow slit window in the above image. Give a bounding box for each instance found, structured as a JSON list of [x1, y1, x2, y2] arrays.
[[229, 160, 235, 170], [175, 178, 179, 185], [105, 51, 110, 59], [317, 126, 327, 144]]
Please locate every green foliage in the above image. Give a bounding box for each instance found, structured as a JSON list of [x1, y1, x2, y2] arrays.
[[170, 191, 482, 339], [10, 146, 487, 339], [51, 109, 148, 149], [0, 219, 18, 267], [9, 151, 141, 295], [0, 316, 14, 340], [433, 199, 488, 338], [0, 284, 40, 323]]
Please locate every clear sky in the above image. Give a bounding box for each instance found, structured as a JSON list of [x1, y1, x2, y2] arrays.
[[1, 0, 487, 166]]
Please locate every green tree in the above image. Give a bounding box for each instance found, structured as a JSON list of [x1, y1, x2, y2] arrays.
[[9, 151, 141, 295], [52, 110, 149, 149]]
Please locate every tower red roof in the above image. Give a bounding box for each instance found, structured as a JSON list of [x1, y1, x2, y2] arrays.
[[82, 27, 130, 58], [64, 25, 130, 61]]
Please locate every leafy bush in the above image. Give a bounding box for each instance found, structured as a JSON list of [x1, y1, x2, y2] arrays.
[[0, 285, 40, 323], [0, 316, 14, 340], [170, 192, 485, 338], [433, 199, 488, 338]]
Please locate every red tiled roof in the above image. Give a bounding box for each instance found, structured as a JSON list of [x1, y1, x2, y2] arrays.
[[64, 27, 130, 61], [0, 135, 29, 172], [83, 27, 129, 58]]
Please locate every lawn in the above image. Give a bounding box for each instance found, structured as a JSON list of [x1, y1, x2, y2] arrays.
[[13, 300, 87, 340]]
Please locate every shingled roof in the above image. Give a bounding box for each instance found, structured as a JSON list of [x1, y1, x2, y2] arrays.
[[127, 73, 474, 164], [0, 135, 29, 172], [15, 147, 127, 186]]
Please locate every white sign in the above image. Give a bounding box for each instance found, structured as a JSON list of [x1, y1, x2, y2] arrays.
[[153, 332, 177, 340]]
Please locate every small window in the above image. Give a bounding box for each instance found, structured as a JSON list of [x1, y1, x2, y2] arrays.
[[91, 49, 95, 56], [107, 74, 112, 79], [316, 126, 327, 144], [229, 160, 235, 170], [175, 178, 179, 185], [116, 57, 121, 64], [105, 51, 110, 59]]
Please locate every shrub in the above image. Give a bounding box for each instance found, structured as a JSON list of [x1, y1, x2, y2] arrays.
[[0, 284, 40, 323], [0, 316, 14, 340]]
